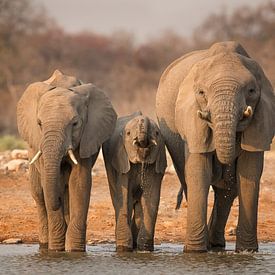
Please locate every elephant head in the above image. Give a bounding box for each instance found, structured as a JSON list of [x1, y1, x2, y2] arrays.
[[110, 112, 167, 174], [175, 42, 275, 164], [17, 70, 117, 210]]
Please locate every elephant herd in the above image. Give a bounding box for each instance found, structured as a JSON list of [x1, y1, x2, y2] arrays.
[[16, 41, 275, 253]]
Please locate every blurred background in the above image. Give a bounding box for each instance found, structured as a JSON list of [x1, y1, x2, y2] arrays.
[[0, 0, 274, 148]]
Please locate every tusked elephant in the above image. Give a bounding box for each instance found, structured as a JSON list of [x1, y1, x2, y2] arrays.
[[103, 112, 167, 251], [17, 70, 117, 252], [156, 41, 275, 252]]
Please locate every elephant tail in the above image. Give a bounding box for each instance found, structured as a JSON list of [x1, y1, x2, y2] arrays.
[[175, 184, 184, 210]]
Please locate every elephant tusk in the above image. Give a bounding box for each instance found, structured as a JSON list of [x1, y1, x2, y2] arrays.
[[29, 150, 42, 165], [151, 139, 157, 146], [133, 140, 138, 146], [68, 149, 78, 165], [243, 106, 253, 118]]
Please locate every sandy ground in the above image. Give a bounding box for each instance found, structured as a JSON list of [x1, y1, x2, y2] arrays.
[[0, 151, 274, 245]]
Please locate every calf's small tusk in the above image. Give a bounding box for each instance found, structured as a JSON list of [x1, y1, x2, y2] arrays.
[[151, 139, 157, 146], [29, 150, 42, 165], [243, 106, 253, 118], [68, 149, 78, 165]]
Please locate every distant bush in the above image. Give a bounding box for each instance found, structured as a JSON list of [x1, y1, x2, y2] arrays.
[[0, 135, 27, 151]]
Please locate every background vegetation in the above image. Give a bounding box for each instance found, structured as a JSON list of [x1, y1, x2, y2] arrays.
[[0, 0, 274, 137]]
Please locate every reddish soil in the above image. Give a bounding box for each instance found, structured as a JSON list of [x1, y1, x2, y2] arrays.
[[0, 152, 274, 245]]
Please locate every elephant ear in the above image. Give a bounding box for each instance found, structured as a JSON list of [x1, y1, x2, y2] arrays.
[[17, 82, 55, 150], [110, 131, 130, 174], [72, 83, 117, 158], [175, 74, 215, 153], [155, 138, 167, 174], [241, 61, 275, 151]]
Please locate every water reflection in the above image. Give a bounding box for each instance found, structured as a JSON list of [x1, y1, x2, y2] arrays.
[[0, 243, 274, 274]]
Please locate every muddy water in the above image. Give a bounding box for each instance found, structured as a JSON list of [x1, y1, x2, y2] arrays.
[[0, 243, 275, 274]]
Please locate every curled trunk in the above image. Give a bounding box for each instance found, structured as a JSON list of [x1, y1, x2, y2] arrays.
[[137, 117, 149, 147], [212, 96, 238, 164]]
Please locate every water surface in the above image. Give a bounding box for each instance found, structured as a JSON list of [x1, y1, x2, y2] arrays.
[[0, 243, 274, 274]]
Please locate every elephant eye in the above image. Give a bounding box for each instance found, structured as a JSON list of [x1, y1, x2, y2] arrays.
[[156, 131, 159, 136], [37, 119, 42, 128], [126, 131, 131, 136], [198, 90, 205, 96], [248, 88, 256, 95]]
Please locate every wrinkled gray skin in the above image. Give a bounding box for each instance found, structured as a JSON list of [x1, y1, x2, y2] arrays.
[[17, 70, 117, 252], [156, 41, 275, 252], [103, 112, 167, 251]]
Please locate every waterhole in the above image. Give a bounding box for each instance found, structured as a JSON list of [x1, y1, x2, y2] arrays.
[[0, 243, 274, 274]]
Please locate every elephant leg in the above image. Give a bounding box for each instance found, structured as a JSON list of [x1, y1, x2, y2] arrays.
[[137, 172, 162, 251], [29, 164, 48, 249], [65, 155, 97, 252], [208, 184, 237, 250], [131, 201, 142, 249], [158, 121, 187, 205], [184, 152, 212, 252], [236, 151, 264, 252], [208, 164, 238, 250], [115, 174, 133, 252]]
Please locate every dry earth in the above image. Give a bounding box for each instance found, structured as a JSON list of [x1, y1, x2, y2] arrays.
[[0, 150, 274, 245]]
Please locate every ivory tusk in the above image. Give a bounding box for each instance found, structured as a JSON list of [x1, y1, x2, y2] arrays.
[[29, 150, 42, 165], [151, 139, 157, 146], [243, 106, 253, 118], [68, 149, 78, 165], [133, 139, 138, 146]]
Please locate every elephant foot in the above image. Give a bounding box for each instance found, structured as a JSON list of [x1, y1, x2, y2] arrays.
[[137, 239, 154, 251], [184, 244, 207, 253], [39, 242, 48, 251], [137, 244, 154, 252], [116, 245, 133, 252], [208, 244, 225, 252]]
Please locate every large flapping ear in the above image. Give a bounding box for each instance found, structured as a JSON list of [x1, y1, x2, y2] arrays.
[[110, 132, 130, 174], [155, 138, 167, 174], [175, 73, 215, 153], [72, 84, 117, 158], [241, 59, 275, 151], [44, 69, 81, 88], [16, 82, 55, 150]]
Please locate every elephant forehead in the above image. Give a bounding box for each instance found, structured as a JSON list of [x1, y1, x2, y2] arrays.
[[192, 53, 251, 83], [38, 89, 83, 113]]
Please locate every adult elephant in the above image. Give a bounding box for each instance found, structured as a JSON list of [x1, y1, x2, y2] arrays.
[[17, 70, 117, 252], [156, 41, 275, 252]]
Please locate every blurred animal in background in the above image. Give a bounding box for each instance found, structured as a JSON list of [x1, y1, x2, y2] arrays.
[[103, 112, 167, 251], [156, 41, 275, 252], [17, 70, 117, 252]]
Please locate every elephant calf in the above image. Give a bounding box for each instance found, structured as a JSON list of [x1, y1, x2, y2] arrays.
[[103, 112, 167, 251]]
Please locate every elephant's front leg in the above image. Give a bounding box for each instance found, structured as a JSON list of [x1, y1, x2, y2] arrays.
[[137, 172, 162, 251], [115, 174, 133, 252], [236, 151, 264, 252], [65, 157, 94, 252], [29, 164, 48, 250], [185, 152, 212, 252]]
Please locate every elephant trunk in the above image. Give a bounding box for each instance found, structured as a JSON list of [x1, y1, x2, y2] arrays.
[[42, 129, 65, 211], [212, 93, 239, 165], [137, 116, 149, 148]]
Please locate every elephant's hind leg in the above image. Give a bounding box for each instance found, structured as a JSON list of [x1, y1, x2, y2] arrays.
[[29, 164, 48, 250], [208, 163, 237, 250], [131, 201, 142, 249]]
